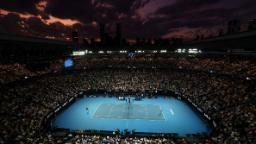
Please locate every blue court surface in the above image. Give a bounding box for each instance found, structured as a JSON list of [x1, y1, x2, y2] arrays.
[[52, 95, 211, 136]]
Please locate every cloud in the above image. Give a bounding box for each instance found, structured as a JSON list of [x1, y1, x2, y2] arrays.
[[44, 0, 96, 23], [44, 15, 82, 26], [0, 0, 40, 14], [1, 0, 256, 39], [161, 26, 221, 39], [0, 9, 35, 19], [95, 2, 114, 9], [135, 0, 176, 22], [36, 1, 47, 12], [0, 8, 82, 27]]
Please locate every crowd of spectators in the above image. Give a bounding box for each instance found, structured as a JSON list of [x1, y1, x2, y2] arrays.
[[1, 56, 255, 84], [74, 55, 256, 78], [0, 60, 64, 84], [64, 134, 209, 144], [0, 56, 255, 144], [0, 63, 33, 84]]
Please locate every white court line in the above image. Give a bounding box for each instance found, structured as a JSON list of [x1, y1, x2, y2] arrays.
[[170, 108, 174, 115], [94, 104, 100, 114], [158, 105, 166, 121]]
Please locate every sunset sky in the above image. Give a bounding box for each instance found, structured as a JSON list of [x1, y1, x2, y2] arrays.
[[0, 0, 256, 40]]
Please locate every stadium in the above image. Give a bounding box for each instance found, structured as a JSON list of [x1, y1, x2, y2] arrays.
[[1, 1, 256, 144]]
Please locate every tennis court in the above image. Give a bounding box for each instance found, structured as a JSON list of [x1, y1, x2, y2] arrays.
[[52, 96, 211, 136], [94, 103, 164, 120]]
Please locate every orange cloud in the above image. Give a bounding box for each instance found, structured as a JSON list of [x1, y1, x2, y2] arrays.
[[18, 13, 35, 19], [0, 8, 34, 19], [43, 15, 82, 26], [0, 9, 9, 15], [0, 8, 83, 27]]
